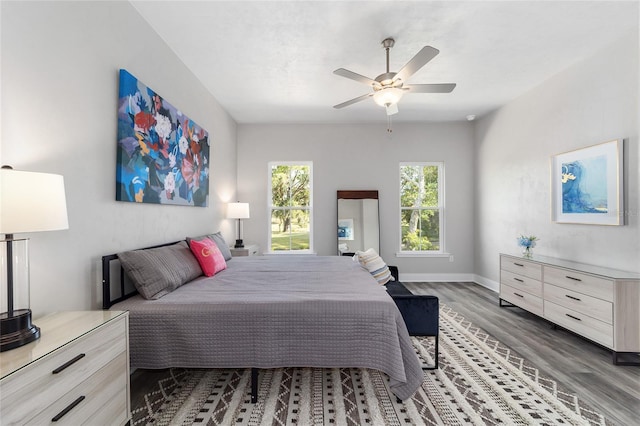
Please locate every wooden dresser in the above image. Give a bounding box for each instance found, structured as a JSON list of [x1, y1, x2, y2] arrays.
[[499, 253, 640, 365], [0, 311, 130, 425]]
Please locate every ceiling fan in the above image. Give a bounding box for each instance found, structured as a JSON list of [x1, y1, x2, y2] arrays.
[[333, 38, 456, 116]]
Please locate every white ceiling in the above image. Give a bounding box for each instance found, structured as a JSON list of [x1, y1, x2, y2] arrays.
[[131, 1, 638, 124]]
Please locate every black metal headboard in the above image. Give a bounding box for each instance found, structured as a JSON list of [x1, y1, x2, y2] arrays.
[[101, 240, 182, 309]]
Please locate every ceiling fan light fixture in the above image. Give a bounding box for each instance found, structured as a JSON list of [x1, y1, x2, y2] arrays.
[[373, 87, 404, 107], [332, 38, 456, 116]]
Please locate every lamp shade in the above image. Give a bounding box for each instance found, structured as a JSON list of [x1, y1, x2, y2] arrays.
[[373, 87, 404, 107], [0, 168, 69, 234], [227, 202, 250, 219]]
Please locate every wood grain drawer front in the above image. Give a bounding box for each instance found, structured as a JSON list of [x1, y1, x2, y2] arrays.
[[501, 270, 542, 297], [501, 284, 543, 316], [500, 256, 542, 281], [25, 352, 128, 425], [0, 316, 127, 425], [544, 284, 613, 324], [544, 301, 613, 348], [544, 266, 614, 302]]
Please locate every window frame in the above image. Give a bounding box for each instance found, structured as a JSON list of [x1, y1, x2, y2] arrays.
[[267, 161, 314, 254], [398, 161, 447, 257]]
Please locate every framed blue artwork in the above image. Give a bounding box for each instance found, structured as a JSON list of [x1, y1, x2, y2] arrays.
[[551, 139, 623, 225], [338, 218, 354, 240], [116, 69, 209, 206]]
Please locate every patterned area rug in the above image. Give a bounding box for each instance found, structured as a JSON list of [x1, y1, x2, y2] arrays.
[[130, 305, 611, 425]]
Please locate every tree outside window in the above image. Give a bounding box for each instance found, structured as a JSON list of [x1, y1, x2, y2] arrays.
[[269, 162, 313, 252], [400, 163, 444, 252]]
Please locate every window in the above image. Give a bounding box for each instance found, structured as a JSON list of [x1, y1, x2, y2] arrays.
[[268, 162, 313, 253], [399, 162, 444, 253]]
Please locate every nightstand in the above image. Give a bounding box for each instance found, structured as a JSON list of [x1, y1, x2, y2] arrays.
[[0, 311, 130, 425], [230, 244, 260, 257]]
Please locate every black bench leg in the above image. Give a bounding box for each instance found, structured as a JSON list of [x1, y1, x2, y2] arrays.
[[434, 335, 439, 369], [251, 368, 259, 403], [422, 335, 439, 370]]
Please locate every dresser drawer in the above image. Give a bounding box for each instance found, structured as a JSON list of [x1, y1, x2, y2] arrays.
[[0, 315, 127, 424], [501, 270, 542, 297], [544, 301, 613, 348], [544, 283, 613, 324], [501, 284, 543, 316], [26, 351, 128, 425], [501, 256, 542, 281], [544, 266, 614, 302], [231, 244, 259, 257]]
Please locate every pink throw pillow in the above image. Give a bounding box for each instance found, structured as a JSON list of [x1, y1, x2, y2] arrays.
[[189, 237, 227, 277]]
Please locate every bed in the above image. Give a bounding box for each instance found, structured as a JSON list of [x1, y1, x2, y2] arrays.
[[102, 242, 423, 401]]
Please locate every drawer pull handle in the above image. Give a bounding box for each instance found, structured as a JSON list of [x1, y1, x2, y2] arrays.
[[565, 295, 581, 301], [513, 292, 524, 298], [513, 263, 524, 267], [565, 275, 582, 282], [565, 313, 582, 321], [513, 278, 524, 283], [52, 395, 85, 422], [52, 353, 85, 374]]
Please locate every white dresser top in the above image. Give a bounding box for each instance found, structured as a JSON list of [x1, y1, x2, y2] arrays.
[[501, 253, 640, 280], [0, 311, 127, 379]]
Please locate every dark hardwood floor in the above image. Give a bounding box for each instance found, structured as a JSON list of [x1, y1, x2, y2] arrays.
[[405, 281, 640, 426]]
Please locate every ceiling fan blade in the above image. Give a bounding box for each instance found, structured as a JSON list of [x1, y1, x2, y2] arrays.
[[404, 83, 456, 93], [333, 93, 373, 109], [393, 46, 439, 83], [333, 68, 377, 86]]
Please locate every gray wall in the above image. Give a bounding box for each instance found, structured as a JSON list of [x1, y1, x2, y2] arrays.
[[474, 30, 639, 289], [1, 1, 238, 316], [2, 2, 636, 317], [237, 123, 476, 279]]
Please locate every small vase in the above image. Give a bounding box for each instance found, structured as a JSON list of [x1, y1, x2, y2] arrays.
[[522, 247, 532, 257]]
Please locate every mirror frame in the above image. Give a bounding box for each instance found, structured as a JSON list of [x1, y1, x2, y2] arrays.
[[337, 190, 380, 255]]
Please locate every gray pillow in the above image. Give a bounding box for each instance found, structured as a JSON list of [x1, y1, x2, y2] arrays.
[[117, 241, 202, 300], [187, 232, 232, 261], [210, 232, 232, 261]]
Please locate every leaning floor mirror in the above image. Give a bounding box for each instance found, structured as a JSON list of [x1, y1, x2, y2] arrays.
[[337, 190, 380, 256]]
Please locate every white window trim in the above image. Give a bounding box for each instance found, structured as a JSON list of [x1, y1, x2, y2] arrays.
[[266, 161, 313, 254], [398, 161, 446, 256]]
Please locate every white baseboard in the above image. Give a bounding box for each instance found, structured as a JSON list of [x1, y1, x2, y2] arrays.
[[473, 275, 499, 293], [398, 273, 499, 294]]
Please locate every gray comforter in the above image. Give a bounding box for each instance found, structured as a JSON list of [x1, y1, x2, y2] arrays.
[[112, 256, 423, 399]]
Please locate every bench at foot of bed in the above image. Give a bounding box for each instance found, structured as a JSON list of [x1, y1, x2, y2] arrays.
[[386, 266, 439, 370]]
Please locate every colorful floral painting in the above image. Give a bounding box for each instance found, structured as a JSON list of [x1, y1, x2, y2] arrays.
[[116, 69, 209, 206], [551, 139, 623, 225]]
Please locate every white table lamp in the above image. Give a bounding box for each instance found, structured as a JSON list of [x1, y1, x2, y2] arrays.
[[0, 166, 69, 351], [227, 202, 250, 248]]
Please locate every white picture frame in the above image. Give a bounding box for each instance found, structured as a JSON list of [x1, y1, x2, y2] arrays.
[[337, 218, 354, 240], [550, 139, 624, 225]]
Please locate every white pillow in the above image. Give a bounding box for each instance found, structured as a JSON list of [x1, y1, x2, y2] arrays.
[[354, 248, 391, 285]]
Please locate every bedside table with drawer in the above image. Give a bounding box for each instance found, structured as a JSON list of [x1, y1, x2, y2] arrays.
[[499, 253, 640, 365], [0, 310, 130, 425], [230, 244, 260, 257]]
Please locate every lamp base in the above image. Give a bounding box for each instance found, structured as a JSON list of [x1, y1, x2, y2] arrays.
[[234, 239, 244, 248], [0, 309, 40, 352]]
